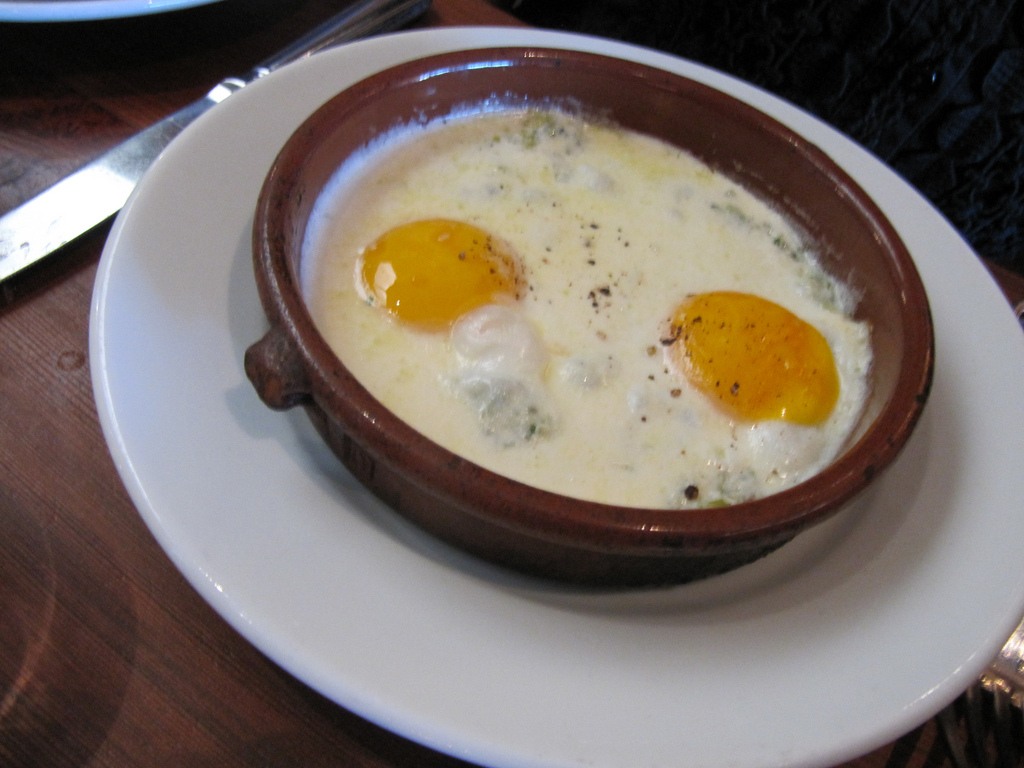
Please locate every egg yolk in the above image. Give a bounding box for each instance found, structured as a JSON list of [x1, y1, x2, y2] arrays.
[[666, 291, 840, 425], [357, 219, 522, 329]]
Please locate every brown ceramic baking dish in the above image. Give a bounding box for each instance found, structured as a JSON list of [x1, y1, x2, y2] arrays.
[[244, 47, 934, 587]]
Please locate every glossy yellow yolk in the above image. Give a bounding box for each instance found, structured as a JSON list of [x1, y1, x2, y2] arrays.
[[358, 219, 521, 329], [666, 291, 840, 425]]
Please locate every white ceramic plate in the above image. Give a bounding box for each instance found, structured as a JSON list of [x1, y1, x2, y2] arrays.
[[90, 27, 1024, 768], [0, 0, 219, 22]]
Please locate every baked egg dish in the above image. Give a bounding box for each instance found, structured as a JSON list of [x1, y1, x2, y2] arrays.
[[301, 107, 873, 510]]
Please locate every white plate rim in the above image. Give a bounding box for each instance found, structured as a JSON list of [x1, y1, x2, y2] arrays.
[[0, 0, 219, 22], [89, 26, 1024, 768]]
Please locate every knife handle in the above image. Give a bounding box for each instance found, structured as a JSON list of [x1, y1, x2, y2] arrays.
[[252, 0, 432, 80]]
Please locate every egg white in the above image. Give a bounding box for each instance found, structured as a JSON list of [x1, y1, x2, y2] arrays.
[[302, 108, 872, 509]]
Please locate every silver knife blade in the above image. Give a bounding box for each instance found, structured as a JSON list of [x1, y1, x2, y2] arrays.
[[0, 0, 431, 286], [0, 90, 234, 285]]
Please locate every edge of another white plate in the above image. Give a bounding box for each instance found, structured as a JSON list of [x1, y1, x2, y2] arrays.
[[0, 0, 219, 22]]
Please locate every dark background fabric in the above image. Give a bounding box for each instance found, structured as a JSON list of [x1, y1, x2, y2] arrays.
[[498, 0, 1024, 277]]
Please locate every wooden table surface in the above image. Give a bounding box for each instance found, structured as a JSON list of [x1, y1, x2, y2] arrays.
[[1, 1, 1022, 766]]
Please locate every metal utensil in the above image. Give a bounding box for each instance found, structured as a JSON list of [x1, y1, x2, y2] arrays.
[[0, 0, 431, 287]]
